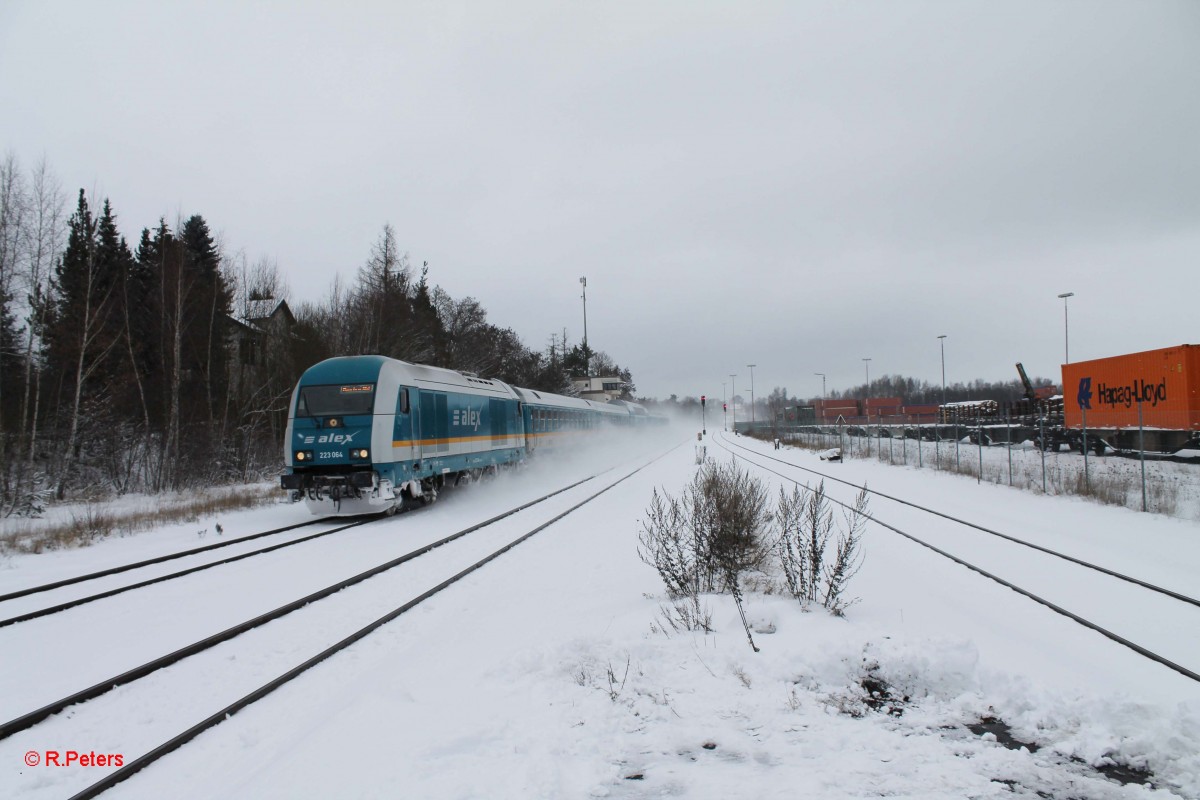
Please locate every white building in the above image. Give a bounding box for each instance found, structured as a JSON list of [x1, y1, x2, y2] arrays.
[[571, 375, 626, 402]]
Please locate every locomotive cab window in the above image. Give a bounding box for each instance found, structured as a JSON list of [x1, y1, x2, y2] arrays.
[[397, 388, 410, 414], [297, 384, 376, 417]]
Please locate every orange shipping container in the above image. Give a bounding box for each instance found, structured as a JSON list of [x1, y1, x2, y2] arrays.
[[813, 400, 859, 413], [902, 404, 941, 416], [1061, 345, 1200, 431]]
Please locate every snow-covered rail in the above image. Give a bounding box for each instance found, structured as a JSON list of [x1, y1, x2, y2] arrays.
[[63, 444, 677, 800], [0, 517, 337, 604], [0, 472, 603, 741], [0, 442, 681, 799], [714, 433, 1200, 684], [0, 518, 371, 628], [718, 434, 1200, 609]]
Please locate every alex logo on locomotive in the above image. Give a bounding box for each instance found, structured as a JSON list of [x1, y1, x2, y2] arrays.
[[296, 431, 360, 445], [452, 406, 483, 431]]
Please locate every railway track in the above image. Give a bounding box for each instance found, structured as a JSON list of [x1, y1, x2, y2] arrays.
[[0, 467, 600, 629], [0, 517, 373, 627], [0, 471, 601, 739], [717, 434, 1200, 608], [1, 443, 679, 799], [0, 517, 339, 604], [713, 432, 1200, 684]]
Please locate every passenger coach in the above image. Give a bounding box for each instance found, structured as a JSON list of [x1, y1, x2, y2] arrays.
[[512, 386, 631, 454]]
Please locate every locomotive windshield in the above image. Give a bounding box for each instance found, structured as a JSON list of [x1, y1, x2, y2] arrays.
[[297, 384, 376, 417]]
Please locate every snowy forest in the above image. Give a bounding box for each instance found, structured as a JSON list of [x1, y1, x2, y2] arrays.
[[0, 156, 632, 513]]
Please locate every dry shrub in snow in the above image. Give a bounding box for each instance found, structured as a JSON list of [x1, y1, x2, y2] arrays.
[[637, 460, 771, 600], [776, 480, 868, 615], [0, 486, 277, 554], [638, 461, 771, 646], [639, 463, 868, 649]]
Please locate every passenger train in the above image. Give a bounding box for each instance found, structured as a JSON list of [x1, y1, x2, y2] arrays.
[[281, 355, 660, 515]]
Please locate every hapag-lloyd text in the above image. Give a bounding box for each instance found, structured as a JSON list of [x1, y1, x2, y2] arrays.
[[1094, 379, 1168, 409]]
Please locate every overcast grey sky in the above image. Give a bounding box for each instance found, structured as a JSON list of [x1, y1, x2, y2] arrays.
[[2, 1, 1197, 401]]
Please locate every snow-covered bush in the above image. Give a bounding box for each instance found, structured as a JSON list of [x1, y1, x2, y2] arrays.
[[639, 464, 868, 650], [638, 461, 772, 597], [776, 480, 868, 615], [638, 461, 772, 644]]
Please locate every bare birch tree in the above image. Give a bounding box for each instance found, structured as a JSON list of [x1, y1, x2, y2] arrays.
[[0, 153, 27, 504], [15, 159, 65, 507]]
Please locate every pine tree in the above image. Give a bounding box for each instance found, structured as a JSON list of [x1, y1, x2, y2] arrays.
[[410, 261, 445, 364], [178, 215, 231, 431], [92, 200, 135, 396], [44, 190, 121, 497], [129, 226, 165, 427]]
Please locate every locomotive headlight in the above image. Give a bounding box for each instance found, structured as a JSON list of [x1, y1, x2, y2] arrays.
[[349, 448, 370, 460], [295, 450, 314, 462]]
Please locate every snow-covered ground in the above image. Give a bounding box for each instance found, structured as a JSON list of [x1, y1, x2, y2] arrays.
[[2, 426, 1198, 799]]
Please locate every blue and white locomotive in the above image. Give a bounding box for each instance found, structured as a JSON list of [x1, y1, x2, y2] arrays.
[[281, 355, 653, 515]]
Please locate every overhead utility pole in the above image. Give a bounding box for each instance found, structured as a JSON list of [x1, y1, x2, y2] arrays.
[[580, 276, 589, 376]]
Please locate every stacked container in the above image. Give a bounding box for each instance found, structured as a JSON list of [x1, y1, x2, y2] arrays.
[[864, 396, 903, 417], [1062, 345, 1199, 432]]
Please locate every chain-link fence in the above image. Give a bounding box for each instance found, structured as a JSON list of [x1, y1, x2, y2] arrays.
[[765, 403, 1199, 519]]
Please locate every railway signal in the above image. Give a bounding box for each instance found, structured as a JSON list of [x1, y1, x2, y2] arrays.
[[701, 395, 706, 436]]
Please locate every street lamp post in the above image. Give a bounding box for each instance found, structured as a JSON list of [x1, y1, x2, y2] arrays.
[[730, 374, 737, 433], [747, 364, 756, 429], [937, 335, 947, 405], [862, 358, 871, 396], [815, 372, 828, 447], [1058, 292, 1074, 364], [579, 277, 589, 376]]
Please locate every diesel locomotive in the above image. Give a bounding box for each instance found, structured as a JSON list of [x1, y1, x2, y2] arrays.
[[281, 355, 658, 515]]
